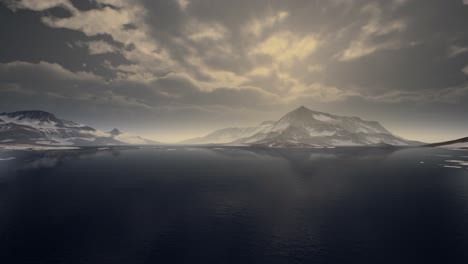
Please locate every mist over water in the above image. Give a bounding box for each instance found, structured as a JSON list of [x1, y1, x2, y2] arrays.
[[1, 147, 468, 264]]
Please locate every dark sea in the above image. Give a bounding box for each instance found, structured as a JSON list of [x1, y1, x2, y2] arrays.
[[1, 146, 468, 264]]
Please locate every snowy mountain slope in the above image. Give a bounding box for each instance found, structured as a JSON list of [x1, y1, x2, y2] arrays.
[[1, 110, 94, 131], [180, 121, 276, 144], [0, 110, 156, 146], [426, 137, 468, 149], [182, 106, 418, 147], [0, 110, 121, 146], [107, 128, 159, 145], [109, 128, 123, 136]]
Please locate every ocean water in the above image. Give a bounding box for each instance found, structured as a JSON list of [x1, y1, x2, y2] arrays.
[[0, 146, 468, 264]]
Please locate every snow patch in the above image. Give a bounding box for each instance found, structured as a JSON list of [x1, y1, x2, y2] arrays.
[[81, 130, 111, 138], [355, 122, 387, 134], [313, 114, 333, 122], [364, 136, 381, 144], [271, 120, 290, 132], [36, 137, 74, 146], [0, 115, 58, 129], [332, 139, 360, 146], [306, 128, 335, 137]]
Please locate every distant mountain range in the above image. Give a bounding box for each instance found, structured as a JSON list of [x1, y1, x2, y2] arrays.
[[0, 110, 157, 146], [1, 108, 466, 149], [182, 106, 420, 147]]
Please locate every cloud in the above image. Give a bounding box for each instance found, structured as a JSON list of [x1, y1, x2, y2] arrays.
[[0, 61, 100, 82], [41, 5, 134, 39], [463, 65, 468, 75], [37, 0, 176, 81], [3, 0, 73, 11], [77, 40, 119, 55], [0, 60, 278, 112], [177, 0, 189, 11], [307, 65, 324, 73], [248, 67, 271, 77], [0, 61, 146, 107], [448, 45, 468, 58], [338, 38, 401, 62], [0, 0, 429, 107], [250, 31, 318, 65], [361, 84, 468, 104], [186, 21, 228, 42], [243, 11, 288, 37], [288, 82, 356, 103], [337, 3, 406, 61]]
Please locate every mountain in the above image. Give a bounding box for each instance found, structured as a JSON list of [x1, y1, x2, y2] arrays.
[[0, 110, 156, 146], [181, 122, 277, 145], [108, 128, 123, 136], [182, 106, 418, 147], [0, 110, 121, 146], [425, 137, 468, 149], [107, 128, 159, 145]]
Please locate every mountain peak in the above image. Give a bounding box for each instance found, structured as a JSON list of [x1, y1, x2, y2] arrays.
[[3, 110, 59, 122], [294, 105, 310, 112], [282, 106, 318, 121], [288, 106, 323, 116], [7, 110, 54, 115], [109, 128, 123, 136]]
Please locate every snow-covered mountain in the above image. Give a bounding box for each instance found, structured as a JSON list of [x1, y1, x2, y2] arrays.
[[182, 106, 418, 147], [107, 128, 159, 145], [109, 128, 123, 136], [0, 110, 156, 146]]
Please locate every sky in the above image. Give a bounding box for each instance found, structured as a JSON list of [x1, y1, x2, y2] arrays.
[[0, 0, 467, 143]]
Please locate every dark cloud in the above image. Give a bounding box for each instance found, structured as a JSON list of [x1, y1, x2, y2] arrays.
[[0, 4, 131, 78], [69, 0, 120, 11], [0, 60, 276, 139]]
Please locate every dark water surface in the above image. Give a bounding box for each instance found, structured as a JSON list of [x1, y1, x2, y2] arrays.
[[1, 146, 468, 264]]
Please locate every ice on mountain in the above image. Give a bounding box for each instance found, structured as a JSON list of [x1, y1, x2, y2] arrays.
[[313, 114, 333, 122]]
